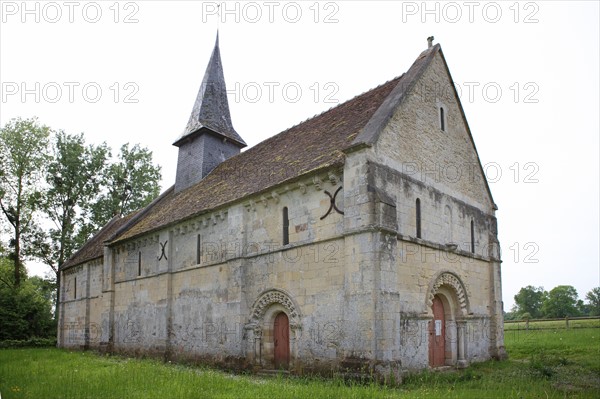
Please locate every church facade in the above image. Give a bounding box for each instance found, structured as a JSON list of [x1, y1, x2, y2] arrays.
[[58, 37, 506, 379]]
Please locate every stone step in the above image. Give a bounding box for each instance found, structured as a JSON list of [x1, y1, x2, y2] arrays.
[[257, 369, 290, 377], [431, 365, 454, 372]]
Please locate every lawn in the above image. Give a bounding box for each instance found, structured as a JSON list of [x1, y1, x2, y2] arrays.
[[0, 323, 599, 398]]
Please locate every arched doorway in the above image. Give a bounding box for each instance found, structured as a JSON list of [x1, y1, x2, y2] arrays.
[[245, 289, 302, 369], [429, 295, 446, 367], [426, 272, 470, 368], [273, 312, 290, 369]]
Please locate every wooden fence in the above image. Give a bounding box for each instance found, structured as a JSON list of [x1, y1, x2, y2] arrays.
[[504, 316, 600, 331]]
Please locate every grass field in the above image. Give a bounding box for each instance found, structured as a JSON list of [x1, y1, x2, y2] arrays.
[[0, 322, 598, 398], [504, 318, 600, 331]]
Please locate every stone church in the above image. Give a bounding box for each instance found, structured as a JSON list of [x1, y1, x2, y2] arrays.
[[58, 35, 506, 379]]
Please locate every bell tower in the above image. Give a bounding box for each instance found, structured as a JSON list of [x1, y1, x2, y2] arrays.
[[173, 33, 246, 192]]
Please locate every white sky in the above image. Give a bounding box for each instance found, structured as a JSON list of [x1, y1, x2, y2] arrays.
[[1, 1, 598, 310]]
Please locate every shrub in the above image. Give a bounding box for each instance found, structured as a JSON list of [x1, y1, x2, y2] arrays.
[[0, 337, 57, 349]]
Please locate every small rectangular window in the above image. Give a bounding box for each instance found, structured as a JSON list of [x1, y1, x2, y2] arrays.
[[74, 277, 77, 299], [138, 252, 142, 276], [283, 207, 289, 245]]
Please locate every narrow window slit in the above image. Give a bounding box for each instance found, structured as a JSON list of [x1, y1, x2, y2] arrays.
[[416, 198, 422, 239], [197, 234, 202, 264], [283, 207, 289, 245], [440, 107, 445, 131], [470, 219, 475, 254]]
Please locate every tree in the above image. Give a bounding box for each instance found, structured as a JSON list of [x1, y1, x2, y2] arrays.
[[513, 285, 547, 319], [31, 132, 109, 320], [520, 312, 532, 321], [35, 132, 109, 273], [585, 287, 600, 316], [542, 285, 581, 318], [0, 117, 50, 286], [91, 143, 161, 229]]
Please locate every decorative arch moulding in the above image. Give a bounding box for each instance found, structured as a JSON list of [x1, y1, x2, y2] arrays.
[[248, 288, 302, 328], [426, 271, 471, 315]]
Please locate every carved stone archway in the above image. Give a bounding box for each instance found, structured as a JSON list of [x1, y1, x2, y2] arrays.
[[244, 289, 302, 369], [426, 271, 470, 316], [425, 271, 470, 368], [249, 288, 301, 326]]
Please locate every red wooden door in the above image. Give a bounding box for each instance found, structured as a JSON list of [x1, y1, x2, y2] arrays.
[[274, 312, 290, 369], [429, 296, 446, 367]]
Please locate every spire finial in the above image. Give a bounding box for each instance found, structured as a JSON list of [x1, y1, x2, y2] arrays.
[[217, 3, 221, 31], [175, 35, 246, 148], [427, 36, 434, 48]]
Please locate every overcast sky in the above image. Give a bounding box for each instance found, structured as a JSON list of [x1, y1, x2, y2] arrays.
[[1, 1, 598, 310]]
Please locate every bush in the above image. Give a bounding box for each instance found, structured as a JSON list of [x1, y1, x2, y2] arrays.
[[0, 337, 57, 349], [0, 258, 57, 340], [520, 312, 532, 321]]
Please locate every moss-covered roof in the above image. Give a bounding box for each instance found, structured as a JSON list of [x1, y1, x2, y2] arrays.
[[113, 75, 403, 244], [62, 44, 446, 265]]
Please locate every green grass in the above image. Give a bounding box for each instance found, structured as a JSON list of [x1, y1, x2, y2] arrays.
[[0, 323, 599, 398]]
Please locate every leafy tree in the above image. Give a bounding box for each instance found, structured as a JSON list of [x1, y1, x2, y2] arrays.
[[35, 132, 109, 273], [585, 287, 600, 316], [1, 118, 162, 336], [542, 285, 581, 318], [91, 143, 161, 230], [30, 132, 109, 319], [0, 117, 50, 286], [513, 285, 547, 319]]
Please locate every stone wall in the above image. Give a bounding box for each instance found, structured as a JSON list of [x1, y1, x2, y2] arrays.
[[59, 258, 103, 348], [374, 51, 494, 213], [358, 49, 504, 369], [62, 169, 351, 368], [175, 133, 241, 193]]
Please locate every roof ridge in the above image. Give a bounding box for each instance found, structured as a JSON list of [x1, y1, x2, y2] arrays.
[[60, 215, 119, 265], [106, 185, 175, 244], [243, 74, 405, 151], [60, 214, 128, 270], [352, 43, 441, 147], [109, 45, 432, 245]]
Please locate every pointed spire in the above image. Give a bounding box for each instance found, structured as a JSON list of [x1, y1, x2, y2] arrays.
[[174, 32, 246, 148]]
